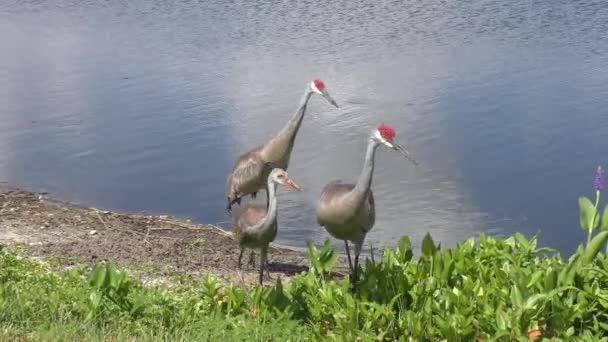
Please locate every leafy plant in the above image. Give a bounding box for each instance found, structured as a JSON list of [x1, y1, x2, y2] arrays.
[[3, 167, 608, 340], [306, 239, 338, 277]]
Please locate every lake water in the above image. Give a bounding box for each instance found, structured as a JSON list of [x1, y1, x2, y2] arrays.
[[1, 0, 607, 255]]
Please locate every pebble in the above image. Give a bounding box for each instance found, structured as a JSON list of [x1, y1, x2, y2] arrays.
[[89, 230, 98, 236]]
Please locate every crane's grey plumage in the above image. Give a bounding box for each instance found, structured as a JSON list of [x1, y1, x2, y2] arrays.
[[226, 80, 338, 212], [315, 124, 417, 291], [232, 168, 301, 284]]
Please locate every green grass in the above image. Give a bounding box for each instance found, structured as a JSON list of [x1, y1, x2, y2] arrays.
[[0, 315, 309, 341], [0, 249, 311, 341], [2, 230, 608, 341]]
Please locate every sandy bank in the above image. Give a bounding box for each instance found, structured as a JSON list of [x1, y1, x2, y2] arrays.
[[0, 186, 348, 284]]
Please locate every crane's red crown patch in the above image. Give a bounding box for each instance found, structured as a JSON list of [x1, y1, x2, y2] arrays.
[[313, 79, 325, 92], [378, 124, 395, 141]]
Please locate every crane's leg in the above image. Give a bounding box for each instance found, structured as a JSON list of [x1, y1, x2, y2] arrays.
[[350, 242, 362, 293], [247, 250, 256, 268], [238, 247, 244, 269], [344, 241, 353, 273], [265, 184, 270, 208], [259, 246, 268, 285], [264, 252, 272, 280]]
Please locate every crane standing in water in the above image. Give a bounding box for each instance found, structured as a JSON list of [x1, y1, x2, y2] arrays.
[[315, 124, 417, 291], [231, 168, 301, 285], [225, 79, 338, 212]]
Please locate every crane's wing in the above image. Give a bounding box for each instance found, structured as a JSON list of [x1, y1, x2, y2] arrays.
[[316, 181, 355, 226], [228, 148, 272, 196], [316, 180, 375, 233], [232, 204, 267, 238]]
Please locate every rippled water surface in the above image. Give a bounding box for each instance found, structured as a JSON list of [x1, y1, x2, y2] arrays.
[[1, 0, 608, 253]]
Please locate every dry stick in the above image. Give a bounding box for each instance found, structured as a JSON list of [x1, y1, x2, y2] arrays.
[[143, 227, 151, 246], [157, 218, 201, 230], [105, 223, 180, 242], [95, 211, 110, 230], [159, 218, 234, 238], [158, 218, 227, 231], [143, 228, 177, 245], [89, 208, 182, 241], [148, 227, 174, 231]]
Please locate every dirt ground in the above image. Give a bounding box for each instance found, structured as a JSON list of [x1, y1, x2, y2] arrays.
[[0, 186, 348, 285]]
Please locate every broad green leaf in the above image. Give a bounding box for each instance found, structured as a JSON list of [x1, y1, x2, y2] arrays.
[[558, 254, 580, 286], [511, 285, 523, 309], [565, 327, 575, 337], [544, 268, 557, 291], [496, 309, 508, 330], [524, 293, 547, 310], [89, 264, 107, 289], [320, 248, 337, 272], [601, 204, 608, 231], [421, 233, 437, 258], [305, 240, 320, 272], [440, 260, 454, 282], [578, 196, 596, 230], [582, 231, 608, 265], [526, 271, 543, 289], [107, 263, 118, 289], [305, 240, 317, 260], [88, 291, 101, 308], [514, 232, 529, 249], [397, 237, 413, 263]]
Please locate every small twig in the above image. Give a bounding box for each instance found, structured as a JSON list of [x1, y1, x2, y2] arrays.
[[158, 218, 201, 230], [158, 218, 234, 238], [96, 211, 110, 230], [206, 224, 234, 239], [147, 234, 181, 241], [111, 227, 177, 241], [113, 227, 147, 237], [143, 227, 151, 246]]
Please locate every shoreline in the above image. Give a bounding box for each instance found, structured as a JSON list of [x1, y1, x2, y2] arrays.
[[0, 186, 348, 284]]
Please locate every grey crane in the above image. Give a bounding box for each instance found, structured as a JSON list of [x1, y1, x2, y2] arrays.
[[315, 124, 417, 291], [231, 168, 301, 285], [226, 79, 338, 212]]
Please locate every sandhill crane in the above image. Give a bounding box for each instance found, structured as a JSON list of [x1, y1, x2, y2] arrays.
[[226, 79, 338, 212], [315, 124, 417, 291], [232, 168, 301, 285]]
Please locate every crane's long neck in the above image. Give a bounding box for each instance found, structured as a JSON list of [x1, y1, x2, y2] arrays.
[[279, 88, 313, 139], [261, 179, 279, 228], [260, 87, 313, 163], [346, 138, 378, 209]]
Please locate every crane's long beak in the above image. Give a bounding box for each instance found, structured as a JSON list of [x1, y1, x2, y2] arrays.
[[393, 143, 418, 166], [283, 178, 302, 191], [323, 91, 339, 108]]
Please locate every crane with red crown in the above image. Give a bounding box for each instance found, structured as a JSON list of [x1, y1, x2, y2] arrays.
[[225, 79, 339, 212], [315, 123, 417, 291]]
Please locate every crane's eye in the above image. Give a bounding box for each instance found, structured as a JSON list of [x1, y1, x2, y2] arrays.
[[277, 174, 285, 179]]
